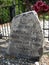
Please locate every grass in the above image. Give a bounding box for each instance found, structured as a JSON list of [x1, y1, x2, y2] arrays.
[[44, 52, 49, 57]]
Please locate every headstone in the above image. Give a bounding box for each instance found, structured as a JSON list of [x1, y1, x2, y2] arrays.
[[8, 11, 43, 60]]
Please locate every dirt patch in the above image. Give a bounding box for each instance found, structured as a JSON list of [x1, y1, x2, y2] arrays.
[[39, 54, 49, 65]]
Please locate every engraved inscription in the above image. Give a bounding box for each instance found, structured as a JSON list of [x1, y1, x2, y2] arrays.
[[9, 11, 43, 59]]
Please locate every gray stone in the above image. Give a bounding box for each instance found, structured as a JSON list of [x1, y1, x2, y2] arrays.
[[8, 11, 43, 59]]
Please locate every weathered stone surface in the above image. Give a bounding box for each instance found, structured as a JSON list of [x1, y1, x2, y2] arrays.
[[8, 11, 43, 59]]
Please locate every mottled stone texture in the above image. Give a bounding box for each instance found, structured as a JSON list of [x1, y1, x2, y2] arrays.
[[8, 11, 43, 59]]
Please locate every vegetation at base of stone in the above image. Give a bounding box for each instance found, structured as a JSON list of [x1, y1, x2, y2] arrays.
[[0, 0, 49, 24], [48, 53, 49, 56], [46, 52, 49, 56]]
